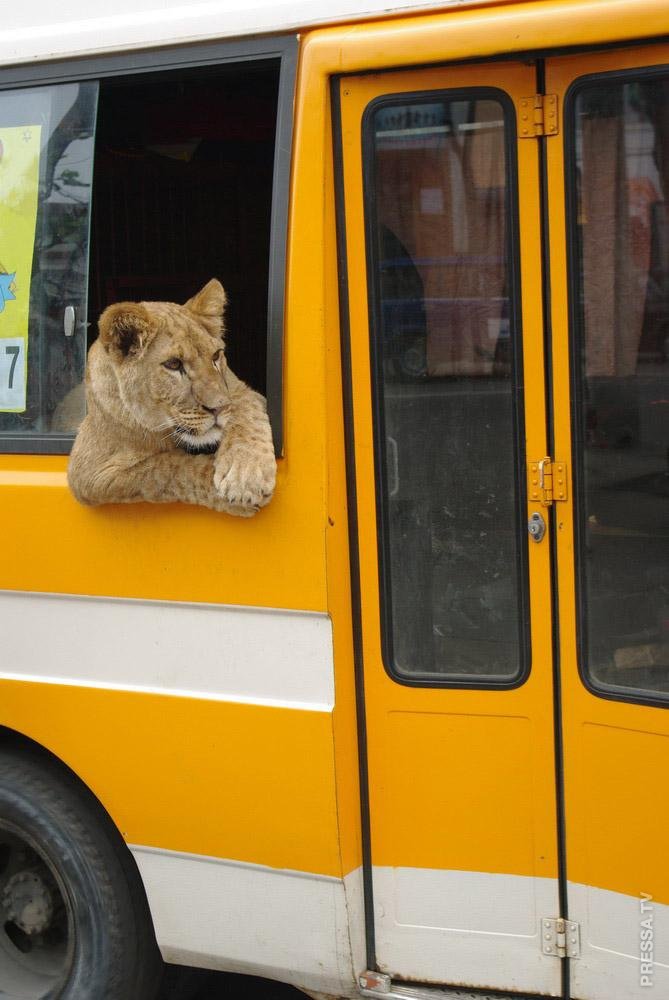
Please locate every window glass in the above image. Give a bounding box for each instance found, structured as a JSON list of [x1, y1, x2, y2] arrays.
[[0, 83, 98, 436], [366, 93, 528, 683], [571, 73, 669, 699]]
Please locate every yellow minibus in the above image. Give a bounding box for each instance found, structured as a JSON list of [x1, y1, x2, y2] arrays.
[[0, 1, 667, 998]]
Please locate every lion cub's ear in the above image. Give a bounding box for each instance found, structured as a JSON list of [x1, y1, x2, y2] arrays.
[[183, 279, 227, 339], [98, 303, 156, 363]]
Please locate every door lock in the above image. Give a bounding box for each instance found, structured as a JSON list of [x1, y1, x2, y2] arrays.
[[528, 511, 546, 542]]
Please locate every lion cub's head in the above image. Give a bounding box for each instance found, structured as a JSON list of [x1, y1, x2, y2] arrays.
[[98, 279, 232, 453]]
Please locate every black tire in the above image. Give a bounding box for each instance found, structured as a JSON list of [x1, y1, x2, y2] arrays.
[[0, 745, 162, 1000]]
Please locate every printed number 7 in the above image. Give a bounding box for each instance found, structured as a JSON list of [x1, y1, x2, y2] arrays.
[[5, 345, 19, 389]]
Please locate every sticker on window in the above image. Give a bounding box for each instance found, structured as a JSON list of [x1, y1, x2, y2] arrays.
[[0, 124, 42, 412], [0, 338, 26, 410]]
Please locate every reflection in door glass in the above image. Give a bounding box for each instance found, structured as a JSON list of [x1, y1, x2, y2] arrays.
[[366, 93, 527, 683], [572, 74, 669, 698]]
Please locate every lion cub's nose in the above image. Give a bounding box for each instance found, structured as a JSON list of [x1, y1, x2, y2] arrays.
[[203, 404, 223, 416]]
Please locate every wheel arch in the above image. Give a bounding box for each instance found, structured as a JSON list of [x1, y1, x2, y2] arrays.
[[0, 723, 160, 952]]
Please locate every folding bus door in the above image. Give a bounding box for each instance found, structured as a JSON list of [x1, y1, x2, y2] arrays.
[[546, 44, 669, 1000], [336, 61, 562, 997]]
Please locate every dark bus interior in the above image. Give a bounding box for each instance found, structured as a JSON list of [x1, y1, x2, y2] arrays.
[[88, 60, 279, 394]]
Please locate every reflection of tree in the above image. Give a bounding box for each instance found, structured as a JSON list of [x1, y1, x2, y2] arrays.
[[30, 84, 96, 429], [43, 85, 96, 199], [52, 168, 91, 205]]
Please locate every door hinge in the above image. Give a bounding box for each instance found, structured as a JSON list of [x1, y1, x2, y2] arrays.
[[518, 94, 559, 137], [541, 917, 581, 958], [528, 457, 568, 506]]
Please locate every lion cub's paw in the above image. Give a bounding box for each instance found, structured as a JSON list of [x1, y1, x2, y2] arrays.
[[214, 447, 276, 509], [221, 502, 259, 518]]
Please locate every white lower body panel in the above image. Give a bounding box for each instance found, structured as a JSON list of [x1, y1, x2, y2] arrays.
[[132, 846, 363, 997], [372, 866, 561, 997], [372, 866, 669, 1000], [569, 881, 669, 1000], [131, 853, 669, 1000]]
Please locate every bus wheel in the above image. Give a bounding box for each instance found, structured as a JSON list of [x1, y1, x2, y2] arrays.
[[0, 746, 161, 999]]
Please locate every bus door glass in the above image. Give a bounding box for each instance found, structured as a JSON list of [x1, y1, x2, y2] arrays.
[[336, 62, 561, 997]]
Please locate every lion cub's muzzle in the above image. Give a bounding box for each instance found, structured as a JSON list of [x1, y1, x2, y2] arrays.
[[172, 401, 232, 453]]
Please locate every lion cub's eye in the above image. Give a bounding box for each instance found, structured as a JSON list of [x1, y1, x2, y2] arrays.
[[212, 349, 223, 370], [162, 358, 184, 372]]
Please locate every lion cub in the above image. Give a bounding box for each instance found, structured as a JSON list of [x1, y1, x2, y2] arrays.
[[68, 279, 276, 515]]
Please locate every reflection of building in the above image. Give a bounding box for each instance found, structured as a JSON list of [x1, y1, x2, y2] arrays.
[[376, 98, 509, 377], [579, 88, 667, 376]]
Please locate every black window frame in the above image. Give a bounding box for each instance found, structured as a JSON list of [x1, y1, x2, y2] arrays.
[[361, 85, 531, 690], [0, 33, 296, 457], [565, 62, 669, 710]]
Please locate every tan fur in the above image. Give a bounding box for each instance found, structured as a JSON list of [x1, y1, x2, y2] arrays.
[[51, 381, 86, 432], [67, 279, 276, 515]]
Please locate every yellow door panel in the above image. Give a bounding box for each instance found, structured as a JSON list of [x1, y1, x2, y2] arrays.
[[546, 43, 669, 1000], [338, 60, 561, 996], [374, 711, 537, 874]]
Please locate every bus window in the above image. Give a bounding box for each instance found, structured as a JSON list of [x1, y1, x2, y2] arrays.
[[0, 83, 98, 439], [364, 91, 529, 684], [569, 70, 669, 700], [0, 57, 284, 453]]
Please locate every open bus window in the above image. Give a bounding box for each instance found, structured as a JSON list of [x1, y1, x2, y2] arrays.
[[0, 56, 284, 452]]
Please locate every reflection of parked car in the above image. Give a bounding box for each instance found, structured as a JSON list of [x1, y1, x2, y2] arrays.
[[380, 295, 428, 378], [379, 226, 512, 379], [379, 225, 427, 379], [640, 200, 669, 364], [424, 292, 510, 377]]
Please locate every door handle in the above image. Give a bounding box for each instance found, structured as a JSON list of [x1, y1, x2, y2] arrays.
[[63, 305, 76, 338]]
